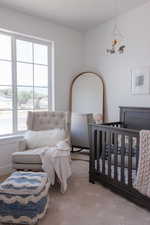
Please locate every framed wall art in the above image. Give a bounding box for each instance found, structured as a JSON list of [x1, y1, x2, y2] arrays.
[[131, 66, 150, 95]]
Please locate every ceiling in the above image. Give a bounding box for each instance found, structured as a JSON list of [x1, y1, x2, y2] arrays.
[[0, 0, 149, 31]]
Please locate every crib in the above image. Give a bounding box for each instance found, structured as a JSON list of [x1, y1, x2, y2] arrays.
[[89, 106, 150, 210]]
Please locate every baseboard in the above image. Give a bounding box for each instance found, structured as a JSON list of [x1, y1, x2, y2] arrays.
[[0, 164, 13, 176]]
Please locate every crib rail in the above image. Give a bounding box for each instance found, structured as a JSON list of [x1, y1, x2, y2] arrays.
[[102, 121, 123, 127], [89, 123, 139, 187]]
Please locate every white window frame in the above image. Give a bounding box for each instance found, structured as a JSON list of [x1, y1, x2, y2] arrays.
[[0, 30, 54, 136]]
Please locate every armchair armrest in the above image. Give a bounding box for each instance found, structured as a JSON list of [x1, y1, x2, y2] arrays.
[[18, 138, 27, 151]]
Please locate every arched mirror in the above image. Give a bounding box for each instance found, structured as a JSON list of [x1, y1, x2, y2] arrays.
[[70, 72, 104, 115], [70, 72, 104, 150]]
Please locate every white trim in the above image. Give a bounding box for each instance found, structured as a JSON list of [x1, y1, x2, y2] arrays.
[[0, 28, 52, 44], [0, 134, 24, 143], [32, 42, 35, 109], [51, 41, 55, 111], [12, 35, 17, 132], [0, 164, 13, 176], [16, 60, 48, 66], [48, 42, 52, 110]]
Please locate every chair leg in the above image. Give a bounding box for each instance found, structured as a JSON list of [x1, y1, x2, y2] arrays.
[[71, 146, 74, 153]]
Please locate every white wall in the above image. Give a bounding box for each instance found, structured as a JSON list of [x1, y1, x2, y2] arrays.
[[0, 6, 84, 111], [84, 2, 150, 121], [0, 6, 84, 174], [0, 136, 24, 175], [1, 2, 150, 174]]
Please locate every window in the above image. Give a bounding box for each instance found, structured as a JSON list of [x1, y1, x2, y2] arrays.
[[0, 32, 52, 135]]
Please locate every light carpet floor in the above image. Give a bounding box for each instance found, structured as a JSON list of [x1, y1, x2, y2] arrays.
[[41, 160, 150, 225], [71, 151, 89, 161], [0, 160, 150, 225]]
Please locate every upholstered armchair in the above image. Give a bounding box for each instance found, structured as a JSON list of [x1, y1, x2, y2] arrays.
[[12, 111, 70, 171]]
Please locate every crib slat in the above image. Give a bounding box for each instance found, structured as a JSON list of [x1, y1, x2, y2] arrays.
[[128, 136, 133, 186], [136, 136, 139, 173], [96, 131, 100, 173], [102, 131, 106, 175], [107, 131, 111, 178], [121, 134, 125, 183], [114, 133, 118, 181], [89, 126, 96, 183]]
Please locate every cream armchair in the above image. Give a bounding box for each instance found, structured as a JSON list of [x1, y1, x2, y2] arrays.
[[12, 111, 70, 171]]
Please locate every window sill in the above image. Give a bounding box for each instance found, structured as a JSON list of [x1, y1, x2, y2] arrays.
[[0, 134, 24, 144]]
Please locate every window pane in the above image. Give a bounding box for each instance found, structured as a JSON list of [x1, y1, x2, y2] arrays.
[[0, 111, 12, 134], [17, 110, 28, 131], [0, 86, 12, 110], [17, 87, 33, 110], [34, 65, 48, 87], [0, 34, 11, 60], [17, 40, 33, 63], [34, 88, 48, 109], [17, 62, 33, 86], [0, 61, 12, 85], [34, 44, 48, 65]]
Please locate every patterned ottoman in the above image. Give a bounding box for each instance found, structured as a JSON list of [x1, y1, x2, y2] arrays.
[[0, 171, 50, 224]]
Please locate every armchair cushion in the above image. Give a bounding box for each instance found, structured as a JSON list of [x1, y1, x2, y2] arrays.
[[25, 128, 66, 149], [12, 148, 43, 164]]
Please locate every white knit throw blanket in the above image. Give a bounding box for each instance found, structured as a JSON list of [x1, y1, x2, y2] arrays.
[[40, 139, 72, 193], [134, 130, 150, 197]]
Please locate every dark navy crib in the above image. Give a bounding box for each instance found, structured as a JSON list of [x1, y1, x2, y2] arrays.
[[89, 106, 150, 210]]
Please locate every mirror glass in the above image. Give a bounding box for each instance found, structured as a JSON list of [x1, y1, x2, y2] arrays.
[[71, 72, 103, 115]]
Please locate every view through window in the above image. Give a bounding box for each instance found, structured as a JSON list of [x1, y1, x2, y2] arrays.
[[0, 32, 51, 135]]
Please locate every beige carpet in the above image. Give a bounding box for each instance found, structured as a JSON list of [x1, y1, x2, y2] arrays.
[[40, 160, 150, 225], [71, 151, 89, 161], [0, 161, 150, 225]]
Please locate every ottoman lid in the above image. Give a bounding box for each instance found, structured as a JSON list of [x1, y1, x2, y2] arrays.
[[0, 171, 49, 196]]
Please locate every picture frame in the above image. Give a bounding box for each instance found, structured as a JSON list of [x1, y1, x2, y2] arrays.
[[131, 66, 150, 95]]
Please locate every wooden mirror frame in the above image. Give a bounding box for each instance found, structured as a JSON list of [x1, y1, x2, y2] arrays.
[[69, 71, 105, 121]]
